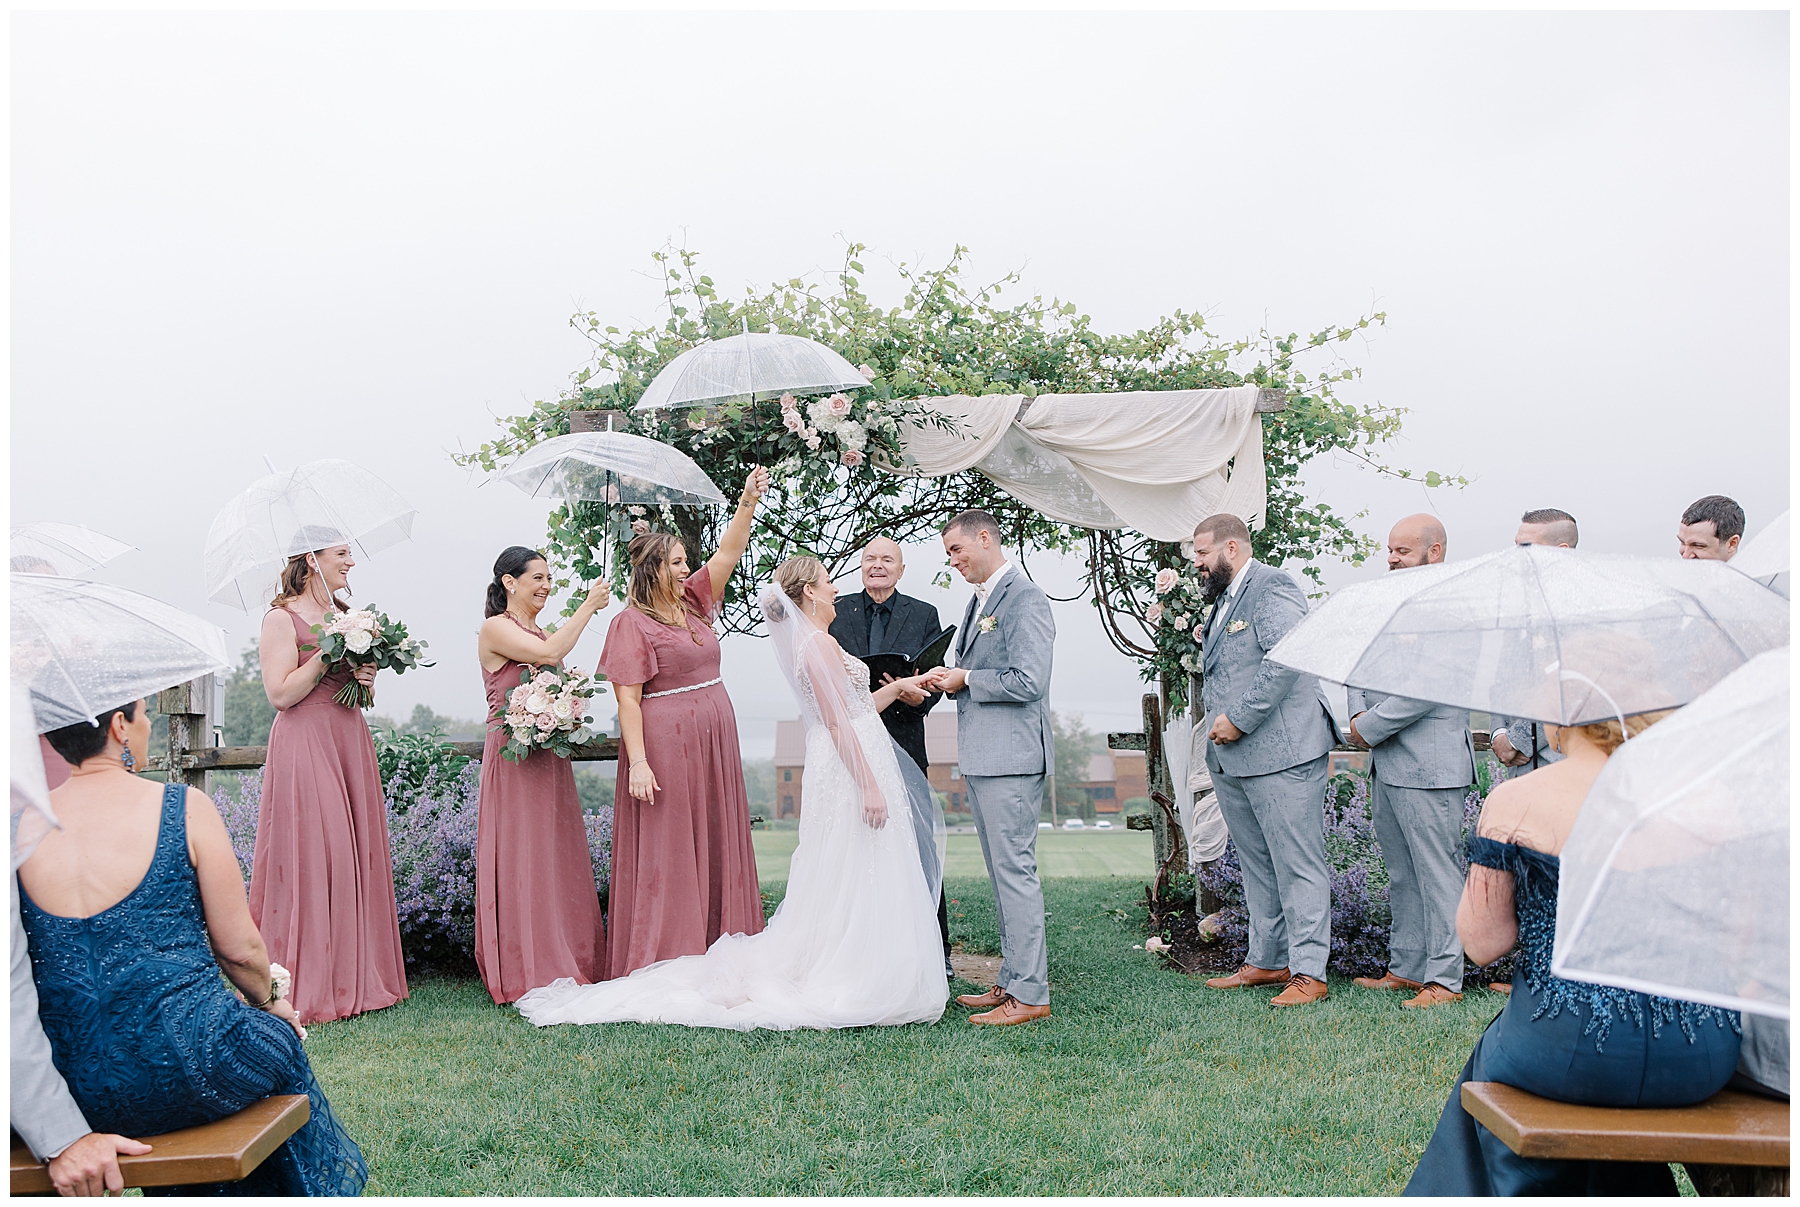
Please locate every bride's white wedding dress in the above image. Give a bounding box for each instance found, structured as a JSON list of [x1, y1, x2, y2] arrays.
[[516, 611, 947, 1031]]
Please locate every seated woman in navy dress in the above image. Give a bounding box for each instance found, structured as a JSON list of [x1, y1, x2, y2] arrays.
[[18, 698, 367, 1196], [1406, 709, 1741, 1196]]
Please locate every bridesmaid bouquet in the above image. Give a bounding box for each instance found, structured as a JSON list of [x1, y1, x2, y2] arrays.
[[310, 607, 432, 708], [496, 665, 607, 763]]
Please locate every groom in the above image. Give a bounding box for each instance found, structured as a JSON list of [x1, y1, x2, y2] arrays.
[[926, 509, 1055, 1026]]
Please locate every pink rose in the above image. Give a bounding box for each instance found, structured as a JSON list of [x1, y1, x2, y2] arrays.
[[1154, 568, 1179, 595], [631, 519, 649, 535], [857, 364, 876, 381], [782, 409, 806, 433], [840, 449, 864, 467], [826, 393, 851, 418], [535, 711, 557, 733], [779, 393, 798, 411], [1193, 623, 1206, 642], [1145, 602, 1163, 625]]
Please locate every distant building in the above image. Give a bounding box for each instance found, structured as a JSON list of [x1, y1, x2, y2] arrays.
[[1067, 751, 1147, 814]]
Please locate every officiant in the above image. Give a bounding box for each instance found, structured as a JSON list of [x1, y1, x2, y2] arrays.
[[828, 537, 953, 974]]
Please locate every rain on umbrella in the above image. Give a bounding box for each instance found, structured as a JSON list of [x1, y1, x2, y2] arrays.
[[1553, 647, 1788, 1019], [1732, 509, 1789, 598], [12, 574, 231, 733], [1265, 545, 1788, 725], [10, 522, 135, 576], [633, 329, 869, 416], [204, 458, 417, 611], [499, 430, 727, 576]]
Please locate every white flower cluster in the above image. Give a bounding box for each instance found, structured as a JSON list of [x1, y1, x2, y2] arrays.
[[781, 392, 870, 468], [321, 607, 382, 655], [503, 666, 598, 748]]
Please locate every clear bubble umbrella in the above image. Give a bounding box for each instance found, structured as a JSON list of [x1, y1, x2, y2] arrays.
[[12, 574, 231, 733], [634, 330, 868, 413], [1732, 509, 1789, 598], [1265, 545, 1788, 724], [1553, 647, 1788, 1019], [10, 522, 135, 576], [204, 459, 417, 611]]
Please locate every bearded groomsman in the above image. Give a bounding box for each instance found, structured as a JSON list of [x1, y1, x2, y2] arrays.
[[1191, 513, 1339, 1007], [1346, 515, 1476, 1008]]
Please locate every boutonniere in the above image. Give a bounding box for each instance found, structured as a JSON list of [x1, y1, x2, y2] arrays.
[[978, 614, 998, 634], [1227, 619, 1249, 635]]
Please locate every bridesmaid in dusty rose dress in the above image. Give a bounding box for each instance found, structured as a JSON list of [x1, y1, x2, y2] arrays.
[[602, 468, 770, 978], [249, 540, 408, 1024], [474, 546, 612, 1004]]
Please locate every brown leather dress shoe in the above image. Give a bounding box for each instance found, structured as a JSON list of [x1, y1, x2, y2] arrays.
[[1352, 971, 1424, 992], [1269, 974, 1329, 1007], [1204, 964, 1290, 990], [955, 986, 1009, 1009], [970, 996, 1051, 1026], [1401, 983, 1464, 1009]]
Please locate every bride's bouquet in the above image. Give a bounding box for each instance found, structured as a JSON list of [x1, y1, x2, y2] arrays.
[[309, 607, 432, 708], [495, 665, 607, 762]]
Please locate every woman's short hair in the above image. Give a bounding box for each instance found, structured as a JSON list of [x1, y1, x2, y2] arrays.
[[44, 700, 140, 766], [1574, 708, 1676, 756], [486, 546, 546, 618]]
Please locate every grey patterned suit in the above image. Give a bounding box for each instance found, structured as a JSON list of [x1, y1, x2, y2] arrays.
[[1199, 560, 1338, 980], [950, 565, 1055, 1007], [1348, 688, 1476, 992], [12, 875, 92, 1160]]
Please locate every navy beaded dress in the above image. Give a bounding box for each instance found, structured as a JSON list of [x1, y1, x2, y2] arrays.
[[18, 783, 367, 1196], [1405, 835, 1741, 1196]]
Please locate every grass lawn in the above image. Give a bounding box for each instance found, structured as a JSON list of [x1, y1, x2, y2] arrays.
[[301, 874, 1511, 1196], [754, 828, 1154, 883]]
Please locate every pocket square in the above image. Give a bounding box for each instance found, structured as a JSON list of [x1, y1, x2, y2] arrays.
[[1226, 619, 1249, 634]]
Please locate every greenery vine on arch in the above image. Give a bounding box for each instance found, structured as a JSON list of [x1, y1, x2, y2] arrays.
[[453, 241, 1464, 710]]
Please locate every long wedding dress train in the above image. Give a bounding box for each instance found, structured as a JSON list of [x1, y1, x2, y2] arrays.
[[516, 604, 946, 1032]]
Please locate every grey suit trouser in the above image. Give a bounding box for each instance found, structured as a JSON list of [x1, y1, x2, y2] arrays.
[[1371, 774, 1468, 992], [963, 773, 1050, 1006], [1212, 755, 1332, 980]]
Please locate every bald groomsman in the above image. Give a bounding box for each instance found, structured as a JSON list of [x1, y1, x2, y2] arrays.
[[1347, 515, 1477, 1008], [1490, 508, 1579, 772]]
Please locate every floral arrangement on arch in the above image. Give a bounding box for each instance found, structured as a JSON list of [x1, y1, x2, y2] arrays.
[[1145, 565, 1216, 677], [495, 665, 607, 762]]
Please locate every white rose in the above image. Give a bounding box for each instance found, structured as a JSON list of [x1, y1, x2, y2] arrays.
[[525, 688, 552, 714], [552, 697, 575, 721], [344, 628, 374, 655]]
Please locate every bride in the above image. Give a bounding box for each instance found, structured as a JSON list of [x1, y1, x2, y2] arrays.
[[516, 556, 949, 1031]]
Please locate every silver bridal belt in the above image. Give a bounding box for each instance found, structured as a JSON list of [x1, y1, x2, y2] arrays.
[[643, 677, 723, 699]]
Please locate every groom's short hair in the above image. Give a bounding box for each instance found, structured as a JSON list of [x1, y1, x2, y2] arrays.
[[944, 509, 1002, 542], [1194, 513, 1252, 547]]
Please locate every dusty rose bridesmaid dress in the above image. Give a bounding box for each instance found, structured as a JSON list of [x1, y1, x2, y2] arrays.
[[474, 616, 608, 1004], [601, 568, 763, 978], [249, 608, 408, 1024]]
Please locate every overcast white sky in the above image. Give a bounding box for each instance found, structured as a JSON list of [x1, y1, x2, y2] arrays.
[[12, 11, 1788, 756]]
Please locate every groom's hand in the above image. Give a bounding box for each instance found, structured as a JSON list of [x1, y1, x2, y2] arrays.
[[930, 667, 968, 694], [1209, 714, 1244, 744]]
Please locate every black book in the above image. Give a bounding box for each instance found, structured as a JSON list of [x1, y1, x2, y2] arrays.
[[862, 625, 958, 687]]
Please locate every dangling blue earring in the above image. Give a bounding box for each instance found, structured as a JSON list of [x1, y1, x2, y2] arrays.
[[121, 744, 135, 772]]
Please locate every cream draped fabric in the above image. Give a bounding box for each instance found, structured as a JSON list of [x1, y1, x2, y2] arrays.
[[891, 386, 1267, 539]]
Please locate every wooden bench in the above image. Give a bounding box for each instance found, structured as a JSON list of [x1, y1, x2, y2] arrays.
[[1462, 1081, 1790, 1196], [11, 1095, 310, 1195]]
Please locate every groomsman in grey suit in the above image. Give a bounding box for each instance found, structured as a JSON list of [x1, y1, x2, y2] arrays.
[[1346, 514, 1476, 1008], [1191, 513, 1339, 1007], [926, 509, 1056, 1026], [1491, 508, 1580, 771]]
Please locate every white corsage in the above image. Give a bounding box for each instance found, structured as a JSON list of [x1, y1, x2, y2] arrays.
[[269, 962, 292, 1003], [978, 615, 998, 634], [1226, 619, 1249, 635]]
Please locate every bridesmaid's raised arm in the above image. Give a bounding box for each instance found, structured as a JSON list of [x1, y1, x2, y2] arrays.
[[480, 579, 611, 672], [260, 609, 330, 712], [705, 467, 769, 599]]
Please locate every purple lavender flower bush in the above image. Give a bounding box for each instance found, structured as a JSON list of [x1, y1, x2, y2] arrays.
[[213, 762, 614, 975], [1193, 770, 1513, 982]]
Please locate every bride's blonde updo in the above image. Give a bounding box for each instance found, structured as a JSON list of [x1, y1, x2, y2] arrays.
[[1562, 708, 1676, 756], [764, 556, 826, 622]]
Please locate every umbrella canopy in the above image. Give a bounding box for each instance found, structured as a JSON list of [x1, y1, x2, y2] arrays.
[[13, 574, 231, 733], [204, 459, 416, 611], [635, 332, 868, 412], [1732, 509, 1789, 597], [1266, 545, 1788, 724], [11, 522, 135, 576], [500, 431, 727, 506], [1553, 647, 1788, 1019], [12, 682, 56, 870]]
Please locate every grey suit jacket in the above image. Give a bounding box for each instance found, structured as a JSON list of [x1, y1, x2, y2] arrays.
[[1200, 560, 1337, 779], [1496, 716, 1564, 769], [950, 568, 1056, 778], [12, 874, 91, 1160], [1347, 688, 1477, 790]]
